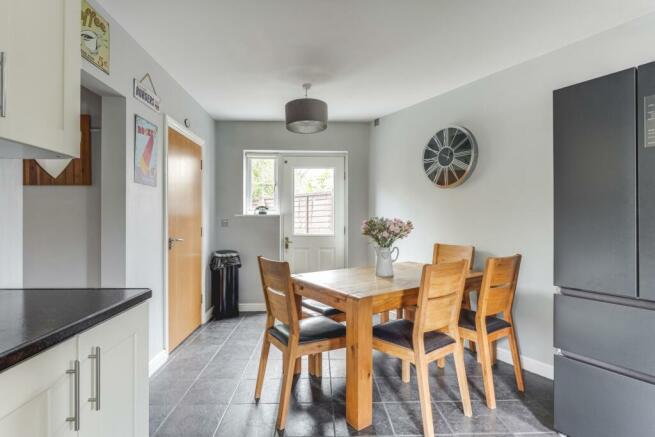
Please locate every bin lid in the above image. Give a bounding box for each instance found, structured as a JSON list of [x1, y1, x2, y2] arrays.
[[213, 250, 239, 257], [211, 250, 241, 269]]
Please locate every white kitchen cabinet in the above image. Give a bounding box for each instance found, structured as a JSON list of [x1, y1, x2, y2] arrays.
[[0, 303, 149, 437], [0, 337, 78, 437], [0, 0, 80, 158], [78, 303, 149, 437]]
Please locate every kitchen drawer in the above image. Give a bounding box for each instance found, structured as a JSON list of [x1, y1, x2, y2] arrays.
[[554, 293, 655, 377], [555, 355, 655, 437]]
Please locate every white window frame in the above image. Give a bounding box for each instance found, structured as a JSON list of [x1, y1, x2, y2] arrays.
[[243, 152, 279, 215]]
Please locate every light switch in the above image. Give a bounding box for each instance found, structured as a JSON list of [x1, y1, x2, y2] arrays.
[[221, 218, 229, 227]]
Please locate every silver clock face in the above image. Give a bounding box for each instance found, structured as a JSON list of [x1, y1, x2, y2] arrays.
[[423, 126, 478, 188]]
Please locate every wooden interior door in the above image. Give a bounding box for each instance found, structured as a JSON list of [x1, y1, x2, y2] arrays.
[[167, 128, 202, 351]]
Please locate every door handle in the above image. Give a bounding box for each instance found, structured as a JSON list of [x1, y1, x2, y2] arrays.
[[284, 236, 293, 250], [66, 360, 80, 431], [88, 346, 101, 410], [168, 237, 184, 250]]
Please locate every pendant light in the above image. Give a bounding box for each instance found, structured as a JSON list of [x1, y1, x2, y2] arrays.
[[285, 83, 328, 134]]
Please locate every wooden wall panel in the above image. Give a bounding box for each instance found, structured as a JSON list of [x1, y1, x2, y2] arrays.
[[23, 115, 92, 186]]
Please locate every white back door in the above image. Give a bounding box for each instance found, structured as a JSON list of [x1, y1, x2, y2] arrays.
[[281, 155, 345, 273]]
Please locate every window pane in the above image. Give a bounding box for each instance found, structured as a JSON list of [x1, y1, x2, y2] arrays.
[[250, 158, 276, 211], [293, 168, 334, 235]]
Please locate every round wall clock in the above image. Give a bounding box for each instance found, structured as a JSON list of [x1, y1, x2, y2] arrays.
[[422, 126, 478, 188]]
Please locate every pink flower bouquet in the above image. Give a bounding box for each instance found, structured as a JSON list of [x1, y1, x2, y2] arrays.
[[361, 217, 414, 248]]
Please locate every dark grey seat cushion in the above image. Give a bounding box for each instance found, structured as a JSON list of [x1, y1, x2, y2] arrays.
[[302, 299, 343, 317], [459, 309, 511, 333], [269, 316, 346, 345], [372, 319, 455, 353]]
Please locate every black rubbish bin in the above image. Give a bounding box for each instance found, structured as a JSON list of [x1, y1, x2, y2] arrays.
[[210, 250, 241, 320]]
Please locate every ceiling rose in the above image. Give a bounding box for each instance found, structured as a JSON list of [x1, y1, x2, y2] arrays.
[[285, 83, 328, 134]]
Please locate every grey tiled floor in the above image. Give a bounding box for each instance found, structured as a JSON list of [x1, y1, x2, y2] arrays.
[[150, 313, 556, 436]]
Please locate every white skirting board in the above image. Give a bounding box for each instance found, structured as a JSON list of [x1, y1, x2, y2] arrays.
[[149, 349, 169, 377], [239, 303, 267, 312], [496, 347, 553, 380], [202, 306, 214, 323]]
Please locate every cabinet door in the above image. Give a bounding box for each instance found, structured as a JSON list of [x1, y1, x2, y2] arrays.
[[0, 0, 80, 157], [553, 68, 637, 297], [555, 355, 655, 437], [0, 338, 78, 437], [638, 61, 655, 301], [78, 303, 149, 437]]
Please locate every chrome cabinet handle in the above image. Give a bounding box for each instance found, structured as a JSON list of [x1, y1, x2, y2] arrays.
[[0, 52, 6, 117], [88, 346, 101, 410], [66, 360, 80, 431]]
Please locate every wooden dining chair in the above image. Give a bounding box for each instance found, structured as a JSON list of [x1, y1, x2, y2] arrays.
[[402, 243, 475, 369], [255, 257, 347, 431], [387, 243, 475, 323], [302, 299, 346, 322], [405, 243, 475, 317], [372, 261, 473, 437], [458, 254, 524, 409], [300, 300, 345, 377], [432, 243, 475, 267]]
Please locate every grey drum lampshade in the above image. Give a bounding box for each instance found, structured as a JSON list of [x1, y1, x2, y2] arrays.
[[285, 97, 328, 134]]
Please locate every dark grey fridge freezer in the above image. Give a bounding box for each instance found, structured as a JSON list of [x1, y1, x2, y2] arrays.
[[553, 62, 655, 437]]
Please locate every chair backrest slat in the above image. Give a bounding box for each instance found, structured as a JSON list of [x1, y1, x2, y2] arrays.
[[478, 255, 521, 319], [258, 256, 298, 330], [422, 292, 461, 332], [433, 243, 475, 269], [413, 260, 468, 337]]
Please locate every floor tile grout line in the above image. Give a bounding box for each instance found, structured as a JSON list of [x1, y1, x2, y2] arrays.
[[432, 399, 456, 435], [211, 321, 267, 437], [153, 315, 247, 436], [153, 315, 553, 436], [149, 319, 212, 379], [373, 368, 397, 436]]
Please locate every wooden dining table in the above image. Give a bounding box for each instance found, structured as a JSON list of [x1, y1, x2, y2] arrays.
[[292, 261, 483, 430]]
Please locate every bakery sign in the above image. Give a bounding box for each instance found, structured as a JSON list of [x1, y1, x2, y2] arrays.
[[133, 73, 161, 113]]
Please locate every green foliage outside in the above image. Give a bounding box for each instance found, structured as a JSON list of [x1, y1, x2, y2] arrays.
[[250, 159, 334, 208], [294, 168, 334, 195], [250, 159, 275, 207]]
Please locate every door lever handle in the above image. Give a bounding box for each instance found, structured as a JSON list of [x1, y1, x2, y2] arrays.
[[168, 237, 184, 250], [284, 236, 292, 250]]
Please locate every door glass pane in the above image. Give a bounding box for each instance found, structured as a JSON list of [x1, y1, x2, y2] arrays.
[[294, 168, 334, 235]]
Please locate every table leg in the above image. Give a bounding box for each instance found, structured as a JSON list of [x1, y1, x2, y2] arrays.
[[345, 297, 373, 430]]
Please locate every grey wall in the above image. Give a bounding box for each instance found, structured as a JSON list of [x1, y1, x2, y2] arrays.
[[369, 13, 655, 378], [80, 0, 216, 361], [214, 121, 370, 305], [0, 160, 23, 288], [23, 88, 102, 288], [98, 94, 127, 288]]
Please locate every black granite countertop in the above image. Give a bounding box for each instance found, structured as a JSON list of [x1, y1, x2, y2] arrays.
[[0, 288, 152, 372]]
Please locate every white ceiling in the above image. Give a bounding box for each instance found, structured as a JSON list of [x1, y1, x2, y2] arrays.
[[98, 0, 655, 122]]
